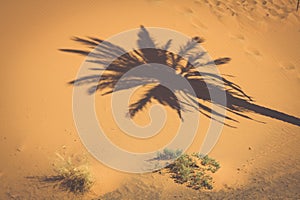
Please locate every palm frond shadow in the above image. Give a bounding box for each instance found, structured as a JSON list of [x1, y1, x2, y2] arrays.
[[61, 26, 300, 127]]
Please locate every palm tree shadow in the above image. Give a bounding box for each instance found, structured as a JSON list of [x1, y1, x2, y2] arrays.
[[61, 25, 300, 127]]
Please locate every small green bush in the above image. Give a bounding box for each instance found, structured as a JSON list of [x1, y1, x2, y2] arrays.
[[165, 153, 220, 190], [195, 154, 221, 173], [156, 148, 183, 160]]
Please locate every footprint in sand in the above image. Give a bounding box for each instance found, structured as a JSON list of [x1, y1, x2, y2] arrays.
[[177, 6, 194, 17], [230, 33, 246, 43], [279, 62, 298, 81], [191, 18, 208, 31], [16, 144, 26, 153], [245, 47, 262, 60], [184, 7, 194, 14], [280, 62, 296, 71], [196, 0, 298, 24]]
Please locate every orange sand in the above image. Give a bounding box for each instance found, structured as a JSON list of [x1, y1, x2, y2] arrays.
[[0, 0, 299, 199]]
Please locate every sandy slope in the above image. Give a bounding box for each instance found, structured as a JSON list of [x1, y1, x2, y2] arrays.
[[0, 0, 299, 199]]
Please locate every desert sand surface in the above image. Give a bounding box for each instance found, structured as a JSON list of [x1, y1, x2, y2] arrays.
[[0, 0, 299, 199]]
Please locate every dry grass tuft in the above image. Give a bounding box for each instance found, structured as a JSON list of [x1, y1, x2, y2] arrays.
[[51, 153, 94, 194], [28, 153, 94, 195]]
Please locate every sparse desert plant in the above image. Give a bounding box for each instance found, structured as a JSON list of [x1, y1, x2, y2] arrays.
[[52, 155, 94, 194], [194, 153, 220, 173], [169, 154, 196, 183], [156, 148, 183, 160], [190, 172, 213, 190], [165, 153, 220, 190], [32, 153, 94, 194]]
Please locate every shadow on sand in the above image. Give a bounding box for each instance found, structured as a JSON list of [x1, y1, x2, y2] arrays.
[[61, 26, 300, 127]]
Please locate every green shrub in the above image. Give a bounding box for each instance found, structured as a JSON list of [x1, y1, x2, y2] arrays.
[[165, 153, 220, 190], [156, 148, 183, 160]]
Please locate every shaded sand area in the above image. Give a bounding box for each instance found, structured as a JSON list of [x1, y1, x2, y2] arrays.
[[0, 0, 299, 199]]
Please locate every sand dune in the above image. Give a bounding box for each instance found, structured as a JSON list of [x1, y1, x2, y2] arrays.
[[0, 0, 299, 199]]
